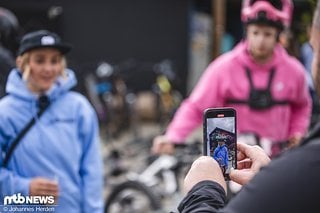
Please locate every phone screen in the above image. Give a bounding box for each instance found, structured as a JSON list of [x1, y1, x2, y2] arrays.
[[203, 108, 237, 180]]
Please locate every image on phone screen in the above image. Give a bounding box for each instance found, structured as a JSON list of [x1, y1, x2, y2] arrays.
[[204, 109, 236, 179]]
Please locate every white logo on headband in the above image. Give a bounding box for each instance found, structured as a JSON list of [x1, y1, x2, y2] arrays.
[[41, 36, 55, 45]]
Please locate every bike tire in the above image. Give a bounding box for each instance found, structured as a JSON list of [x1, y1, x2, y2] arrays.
[[105, 180, 162, 213]]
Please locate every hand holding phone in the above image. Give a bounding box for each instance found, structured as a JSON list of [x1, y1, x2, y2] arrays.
[[231, 142, 270, 185], [203, 108, 237, 181]]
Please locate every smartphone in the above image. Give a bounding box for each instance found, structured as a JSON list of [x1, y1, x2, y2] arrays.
[[203, 108, 237, 181]]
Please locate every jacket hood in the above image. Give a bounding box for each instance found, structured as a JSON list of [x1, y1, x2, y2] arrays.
[[6, 68, 77, 102]]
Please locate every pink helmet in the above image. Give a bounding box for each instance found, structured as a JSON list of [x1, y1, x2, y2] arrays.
[[241, 0, 293, 29]]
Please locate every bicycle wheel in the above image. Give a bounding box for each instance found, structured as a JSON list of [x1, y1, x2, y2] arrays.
[[105, 180, 162, 213]]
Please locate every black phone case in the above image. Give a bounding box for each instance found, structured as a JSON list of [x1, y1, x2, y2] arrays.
[[203, 107, 237, 181]]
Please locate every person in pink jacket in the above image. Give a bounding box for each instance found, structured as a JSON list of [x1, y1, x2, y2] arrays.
[[152, 0, 312, 156]]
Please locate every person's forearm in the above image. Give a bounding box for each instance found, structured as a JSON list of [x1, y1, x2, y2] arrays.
[[165, 99, 203, 142]]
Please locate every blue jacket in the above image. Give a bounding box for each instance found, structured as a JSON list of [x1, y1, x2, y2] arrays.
[[213, 144, 228, 167], [0, 69, 104, 213]]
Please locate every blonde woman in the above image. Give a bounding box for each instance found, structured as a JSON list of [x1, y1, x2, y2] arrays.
[[0, 30, 103, 213]]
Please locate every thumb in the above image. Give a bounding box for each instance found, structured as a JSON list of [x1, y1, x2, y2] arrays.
[[229, 169, 243, 185]]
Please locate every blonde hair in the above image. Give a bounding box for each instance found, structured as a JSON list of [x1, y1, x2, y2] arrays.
[[17, 52, 67, 81]]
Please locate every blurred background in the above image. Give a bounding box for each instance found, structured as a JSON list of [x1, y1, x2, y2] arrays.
[[1, 0, 314, 96], [0, 0, 317, 212]]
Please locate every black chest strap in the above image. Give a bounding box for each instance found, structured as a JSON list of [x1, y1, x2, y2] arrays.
[[226, 67, 289, 109]]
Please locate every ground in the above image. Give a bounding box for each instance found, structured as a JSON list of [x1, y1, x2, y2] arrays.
[[100, 121, 202, 212]]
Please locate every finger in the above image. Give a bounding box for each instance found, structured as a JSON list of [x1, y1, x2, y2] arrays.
[[229, 169, 244, 185], [39, 180, 58, 189], [251, 159, 269, 171], [237, 159, 252, 169], [31, 186, 59, 197], [162, 144, 169, 153], [164, 144, 174, 154], [236, 143, 252, 155], [151, 141, 161, 154], [237, 150, 247, 161], [37, 180, 59, 194], [238, 143, 267, 162], [41, 184, 59, 193], [230, 169, 252, 185], [37, 189, 59, 197], [236, 143, 253, 161], [151, 144, 158, 154]]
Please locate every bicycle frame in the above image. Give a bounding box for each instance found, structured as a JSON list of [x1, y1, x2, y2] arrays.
[[127, 155, 179, 196]]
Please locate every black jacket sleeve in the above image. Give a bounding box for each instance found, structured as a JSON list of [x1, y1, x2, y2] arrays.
[[178, 180, 227, 213], [178, 140, 320, 213]]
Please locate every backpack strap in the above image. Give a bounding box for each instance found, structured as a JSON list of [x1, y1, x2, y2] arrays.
[[245, 67, 255, 89], [225, 67, 253, 105], [2, 95, 50, 168]]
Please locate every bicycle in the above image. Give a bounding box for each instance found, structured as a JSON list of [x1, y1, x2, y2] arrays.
[[84, 60, 137, 139], [84, 59, 182, 140], [152, 59, 183, 127], [104, 141, 202, 213]]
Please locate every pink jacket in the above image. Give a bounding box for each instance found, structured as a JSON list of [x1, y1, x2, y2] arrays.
[[166, 41, 312, 143]]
